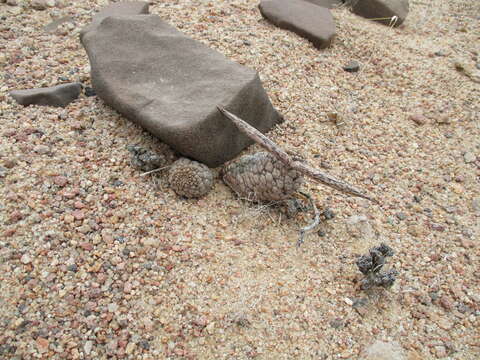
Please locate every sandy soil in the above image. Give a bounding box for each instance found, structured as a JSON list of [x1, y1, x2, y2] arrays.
[[0, 0, 479, 359]]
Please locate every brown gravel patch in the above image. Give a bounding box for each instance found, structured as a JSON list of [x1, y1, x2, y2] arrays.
[[1, 0, 479, 359]]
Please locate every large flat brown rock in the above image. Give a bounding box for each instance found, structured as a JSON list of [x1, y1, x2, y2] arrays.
[[81, 15, 282, 167]]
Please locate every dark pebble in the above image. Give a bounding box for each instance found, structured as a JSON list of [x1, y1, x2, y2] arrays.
[[431, 223, 445, 232], [112, 180, 124, 187], [317, 230, 326, 237], [456, 303, 472, 314], [329, 318, 344, 329], [429, 291, 439, 301], [396, 212, 407, 220], [343, 60, 360, 73], [84, 87, 96, 97], [0, 344, 17, 355], [115, 236, 126, 243], [320, 160, 331, 169], [323, 208, 335, 220], [138, 340, 150, 350], [67, 264, 78, 272], [0, 166, 8, 178], [353, 298, 368, 307]]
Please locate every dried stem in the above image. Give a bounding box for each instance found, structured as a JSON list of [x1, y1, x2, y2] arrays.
[[217, 106, 378, 203], [297, 191, 320, 247], [139, 165, 171, 177]]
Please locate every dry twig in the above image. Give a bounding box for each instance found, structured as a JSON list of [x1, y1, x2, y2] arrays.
[[138, 165, 171, 177], [217, 106, 378, 204], [296, 191, 321, 247]]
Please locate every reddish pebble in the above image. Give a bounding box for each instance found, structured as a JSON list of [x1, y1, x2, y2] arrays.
[[80, 242, 94, 251], [62, 191, 77, 199], [431, 223, 445, 232], [439, 296, 454, 311], [74, 201, 86, 209], [460, 239, 474, 248], [36, 337, 49, 352], [72, 210, 85, 220], [3, 228, 16, 237], [9, 211, 23, 224], [53, 176, 68, 187], [410, 114, 427, 125]]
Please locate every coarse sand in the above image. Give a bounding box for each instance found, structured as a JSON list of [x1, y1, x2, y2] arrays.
[[0, 0, 479, 359]]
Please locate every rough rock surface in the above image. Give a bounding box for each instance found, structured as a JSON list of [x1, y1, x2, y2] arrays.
[[81, 15, 282, 167], [349, 0, 409, 27], [222, 151, 304, 202], [80, 1, 150, 36], [303, 0, 344, 8], [9, 82, 82, 107], [259, 0, 336, 49]]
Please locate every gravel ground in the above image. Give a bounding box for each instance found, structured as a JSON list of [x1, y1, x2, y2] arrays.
[[1, 0, 479, 359]]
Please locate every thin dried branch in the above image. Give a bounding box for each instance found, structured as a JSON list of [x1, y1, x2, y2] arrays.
[[297, 191, 320, 247], [139, 165, 171, 177], [218, 107, 291, 164], [217, 106, 378, 203]]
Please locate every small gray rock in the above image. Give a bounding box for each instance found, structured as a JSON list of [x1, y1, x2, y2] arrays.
[[0, 166, 8, 178], [44, 16, 75, 33], [434, 50, 447, 57], [33, 145, 50, 154], [346, 215, 374, 240], [395, 212, 406, 220], [361, 340, 406, 360], [463, 151, 476, 163], [31, 0, 55, 11], [259, 0, 336, 49], [472, 197, 480, 212], [10, 83, 82, 107], [343, 60, 360, 72], [349, 0, 409, 27]]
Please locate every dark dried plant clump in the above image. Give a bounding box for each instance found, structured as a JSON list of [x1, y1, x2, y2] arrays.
[[168, 158, 214, 198], [127, 145, 166, 172], [356, 243, 398, 290]]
